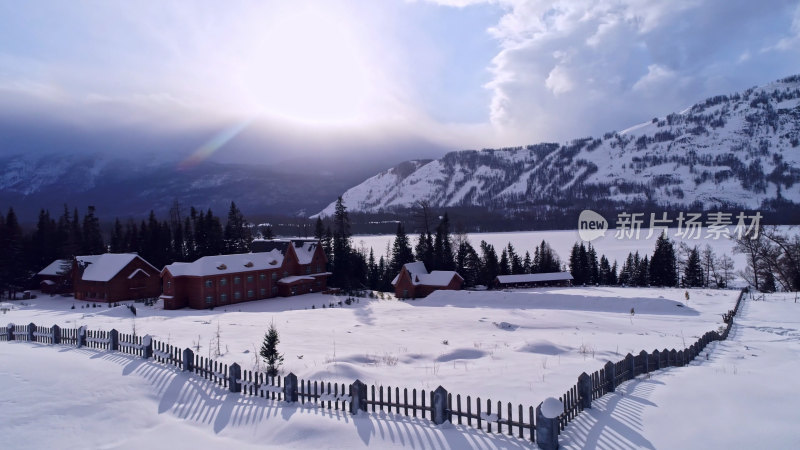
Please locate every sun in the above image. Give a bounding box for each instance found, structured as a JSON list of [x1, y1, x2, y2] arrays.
[[240, 6, 374, 124]]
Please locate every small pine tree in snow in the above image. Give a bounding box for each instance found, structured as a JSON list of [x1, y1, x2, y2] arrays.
[[260, 322, 284, 377]]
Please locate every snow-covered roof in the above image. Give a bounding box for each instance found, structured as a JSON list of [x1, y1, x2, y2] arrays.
[[127, 268, 151, 279], [292, 240, 321, 265], [75, 254, 158, 282], [391, 261, 462, 287], [38, 259, 70, 276], [40, 279, 56, 286], [495, 272, 574, 284], [163, 250, 286, 277]]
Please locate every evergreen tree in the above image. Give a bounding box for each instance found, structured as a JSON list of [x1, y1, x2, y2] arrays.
[[508, 243, 524, 274], [522, 251, 532, 274], [260, 322, 284, 377], [649, 233, 678, 287], [636, 255, 650, 286], [433, 213, 455, 270], [390, 223, 415, 275], [1, 208, 26, 298], [331, 197, 353, 288], [224, 201, 251, 253], [587, 244, 599, 284], [414, 231, 434, 269], [479, 241, 499, 286], [684, 247, 704, 287], [761, 271, 777, 293], [609, 260, 618, 285], [598, 255, 612, 285], [499, 248, 510, 276], [81, 206, 104, 254], [261, 225, 275, 240], [456, 240, 481, 287], [110, 218, 125, 253]]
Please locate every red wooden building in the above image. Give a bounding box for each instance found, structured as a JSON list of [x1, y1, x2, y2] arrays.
[[392, 261, 463, 299], [37, 259, 70, 295], [161, 239, 330, 310], [72, 253, 161, 302]]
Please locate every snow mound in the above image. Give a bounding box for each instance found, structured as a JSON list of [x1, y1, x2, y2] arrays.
[[494, 321, 518, 331], [435, 348, 486, 362], [540, 397, 564, 419], [517, 340, 571, 355]]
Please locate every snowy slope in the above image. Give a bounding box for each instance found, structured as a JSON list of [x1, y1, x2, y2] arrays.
[[560, 292, 800, 449], [318, 75, 800, 216]]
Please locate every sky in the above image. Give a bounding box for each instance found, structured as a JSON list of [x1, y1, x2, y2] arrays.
[[0, 0, 798, 168]]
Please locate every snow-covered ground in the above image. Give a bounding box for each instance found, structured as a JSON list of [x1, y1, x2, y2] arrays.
[[2, 287, 736, 410], [559, 291, 800, 449]]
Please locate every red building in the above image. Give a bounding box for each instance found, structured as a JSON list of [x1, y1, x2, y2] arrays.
[[493, 272, 573, 289], [72, 253, 161, 302], [37, 259, 70, 295], [161, 239, 330, 310], [392, 261, 463, 299]]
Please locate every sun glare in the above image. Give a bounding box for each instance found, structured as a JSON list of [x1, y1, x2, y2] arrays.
[[242, 7, 374, 124]]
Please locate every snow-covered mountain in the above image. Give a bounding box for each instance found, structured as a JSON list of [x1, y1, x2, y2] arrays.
[[0, 153, 363, 219], [319, 75, 800, 218]]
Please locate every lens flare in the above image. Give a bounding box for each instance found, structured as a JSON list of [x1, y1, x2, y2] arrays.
[[178, 120, 252, 170]]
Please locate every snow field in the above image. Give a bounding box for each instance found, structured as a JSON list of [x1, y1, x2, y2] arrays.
[[558, 291, 800, 449], [2, 287, 738, 409]]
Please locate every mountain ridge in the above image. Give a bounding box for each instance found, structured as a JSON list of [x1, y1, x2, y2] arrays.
[[317, 75, 800, 220]]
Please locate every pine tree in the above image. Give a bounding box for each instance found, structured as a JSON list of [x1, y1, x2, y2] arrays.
[[587, 244, 599, 284], [649, 233, 678, 287], [1, 208, 25, 298], [761, 271, 777, 293], [499, 248, 510, 276], [110, 218, 125, 253], [224, 201, 251, 253], [414, 231, 434, 269], [260, 322, 284, 377], [456, 240, 481, 287], [522, 251, 532, 274], [684, 247, 704, 287], [331, 197, 353, 288], [479, 241, 499, 286], [390, 223, 415, 275], [508, 243, 524, 274], [433, 213, 455, 270], [599, 255, 612, 285]]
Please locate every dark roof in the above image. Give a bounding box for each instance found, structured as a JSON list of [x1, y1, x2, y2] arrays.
[[250, 239, 291, 254]]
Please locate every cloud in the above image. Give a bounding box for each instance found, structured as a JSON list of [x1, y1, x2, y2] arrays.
[[426, 0, 800, 145]]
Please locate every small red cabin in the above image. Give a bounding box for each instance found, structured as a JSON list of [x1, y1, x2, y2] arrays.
[[392, 261, 463, 299], [72, 253, 161, 302]]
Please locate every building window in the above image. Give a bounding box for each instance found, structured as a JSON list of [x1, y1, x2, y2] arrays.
[[205, 296, 213, 305], [259, 273, 266, 280], [220, 278, 228, 286], [234, 291, 241, 300], [166, 281, 171, 288], [283, 271, 289, 278], [205, 279, 213, 288], [305, 266, 311, 274], [403, 289, 408, 298], [234, 276, 241, 285], [247, 290, 254, 298], [316, 265, 321, 273], [247, 275, 254, 283], [271, 272, 277, 281], [260, 288, 266, 296], [290, 286, 297, 295], [220, 293, 227, 303], [271, 286, 278, 295]]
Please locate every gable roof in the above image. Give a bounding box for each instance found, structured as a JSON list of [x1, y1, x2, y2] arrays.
[[76, 253, 158, 282], [391, 261, 462, 287], [38, 259, 70, 276], [495, 272, 574, 284], [162, 250, 286, 277], [292, 240, 322, 265]]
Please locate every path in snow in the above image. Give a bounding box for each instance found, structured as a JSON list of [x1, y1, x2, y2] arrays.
[[558, 292, 800, 449]]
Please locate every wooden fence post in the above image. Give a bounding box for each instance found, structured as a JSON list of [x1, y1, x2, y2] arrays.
[[578, 372, 592, 409], [28, 323, 36, 342], [604, 361, 615, 392], [109, 329, 119, 351], [669, 349, 677, 366], [284, 373, 298, 402], [536, 398, 562, 450], [7, 323, 15, 341], [625, 353, 635, 380], [142, 335, 152, 359], [652, 349, 660, 370], [639, 350, 649, 374], [77, 326, 86, 348], [52, 325, 61, 344], [432, 386, 450, 425], [182, 348, 194, 371], [677, 350, 684, 366], [229, 363, 241, 393], [349, 380, 367, 415]]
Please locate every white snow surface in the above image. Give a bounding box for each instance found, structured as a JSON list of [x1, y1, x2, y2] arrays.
[[164, 250, 286, 277], [77, 253, 154, 282], [37, 259, 69, 276], [559, 292, 800, 449], [496, 272, 573, 284]]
